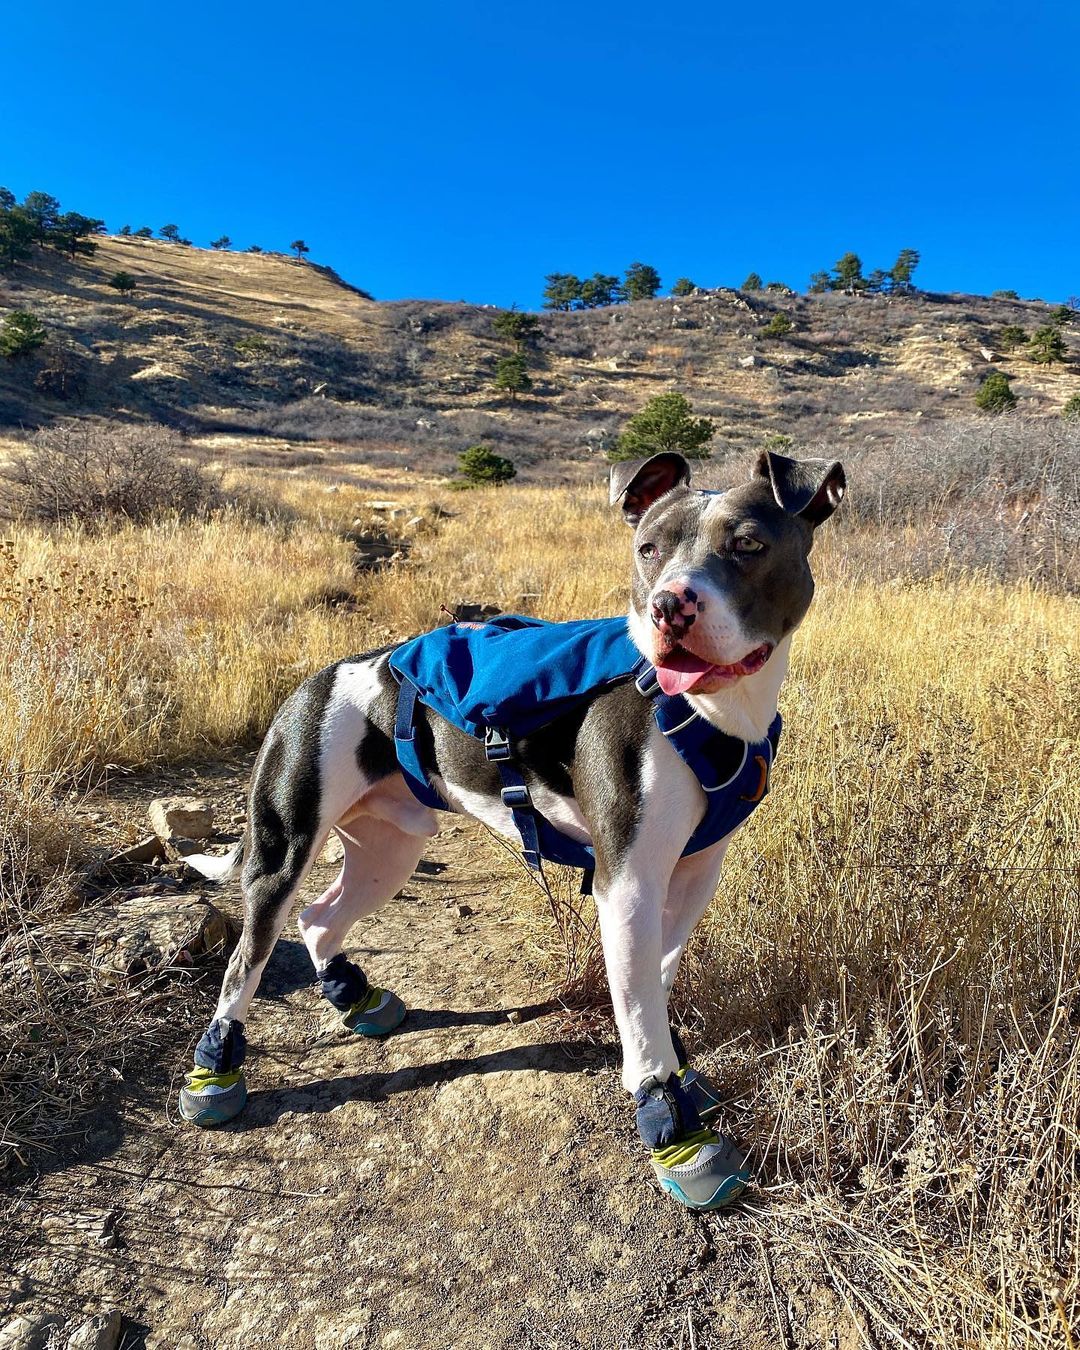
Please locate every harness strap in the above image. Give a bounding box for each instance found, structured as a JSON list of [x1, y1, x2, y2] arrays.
[[485, 728, 544, 872], [393, 677, 447, 812]]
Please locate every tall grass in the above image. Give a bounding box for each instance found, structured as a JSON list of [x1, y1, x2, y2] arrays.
[[0, 430, 1077, 1343]]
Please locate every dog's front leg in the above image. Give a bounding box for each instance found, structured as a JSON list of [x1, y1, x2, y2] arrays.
[[659, 836, 733, 996], [595, 868, 681, 1093]]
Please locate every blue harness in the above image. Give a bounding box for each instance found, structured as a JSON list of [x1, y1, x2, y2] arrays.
[[388, 615, 780, 886]]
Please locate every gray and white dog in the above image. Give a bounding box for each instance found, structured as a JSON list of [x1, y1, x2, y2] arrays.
[[180, 449, 845, 1210]]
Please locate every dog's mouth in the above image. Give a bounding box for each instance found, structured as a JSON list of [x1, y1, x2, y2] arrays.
[[653, 641, 773, 695]]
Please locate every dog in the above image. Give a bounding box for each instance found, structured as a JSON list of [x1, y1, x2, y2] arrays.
[[179, 448, 845, 1210]]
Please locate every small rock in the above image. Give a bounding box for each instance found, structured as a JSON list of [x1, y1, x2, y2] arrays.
[[108, 835, 166, 867], [507, 1009, 523, 1024], [319, 834, 345, 866], [453, 904, 473, 918], [149, 797, 214, 844], [68, 1311, 122, 1350]]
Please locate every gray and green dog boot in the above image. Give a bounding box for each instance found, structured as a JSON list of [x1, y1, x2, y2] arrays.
[[341, 985, 407, 1037], [635, 1072, 750, 1210], [179, 1017, 249, 1128], [317, 954, 406, 1037]]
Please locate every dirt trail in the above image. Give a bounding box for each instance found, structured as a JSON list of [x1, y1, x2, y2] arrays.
[[4, 759, 858, 1350]]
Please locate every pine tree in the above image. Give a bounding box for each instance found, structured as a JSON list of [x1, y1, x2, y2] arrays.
[[890, 248, 920, 291], [623, 262, 661, 302], [671, 277, 695, 297], [608, 392, 714, 462], [492, 310, 543, 350], [542, 273, 582, 311], [0, 206, 36, 266], [210, 236, 232, 250], [0, 310, 47, 359], [997, 325, 1027, 352], [133, 226, 153, 238], [761, 312, 794, 337], [833, 253, 865, 294], [808, 271, 831, 293], [159, 224, 181, 242], [290, 239, 310, 260], [1028, 326, 1067, 365], [580, 273, 621, 308], [493, 352, 532, 404], [742, 272, 763, 291], [108, 272, 138, 296], [975, 371, 1016, 412], [22, 192, 61, 242], [458, 445, 516, 485], [118, 224, 133, 237]]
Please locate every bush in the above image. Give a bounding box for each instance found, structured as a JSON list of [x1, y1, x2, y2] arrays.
[[2, 422, 225, 525], [1028, 325, 1067, 365], [0, 310, 46, 359], [975, 371, 1016, 413], [608, 391, 714, 461], [1063, 393, 1080, 421], [457, 444, 516, 486], [992, 289, 1020, 300], [762, 312, 794, 338], [997, 324, 1027, 352], [107, 271, 137, 296]]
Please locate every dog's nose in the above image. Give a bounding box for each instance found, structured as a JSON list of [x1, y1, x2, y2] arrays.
[[651, 587, 699, 637]]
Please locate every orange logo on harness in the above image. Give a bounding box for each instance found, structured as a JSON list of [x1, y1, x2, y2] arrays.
[[740, 755, 769, 803]]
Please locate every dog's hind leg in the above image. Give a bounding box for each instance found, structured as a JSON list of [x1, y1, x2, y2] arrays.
[[297, 806, 428, 1035], [179, 665, 353, 1128]]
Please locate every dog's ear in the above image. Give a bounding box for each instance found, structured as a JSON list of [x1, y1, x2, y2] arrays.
[[755, 451, 845, 527], [609, 453, 692, 526]]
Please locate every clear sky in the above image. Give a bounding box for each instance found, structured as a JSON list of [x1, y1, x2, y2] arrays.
[[5, 1, 1077, 308]]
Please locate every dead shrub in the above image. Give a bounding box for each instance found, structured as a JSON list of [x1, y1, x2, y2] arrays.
[[2, 421, 224, 526]]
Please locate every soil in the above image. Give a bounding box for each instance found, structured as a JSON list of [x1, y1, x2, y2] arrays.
[[2, 755, 863, 1350]]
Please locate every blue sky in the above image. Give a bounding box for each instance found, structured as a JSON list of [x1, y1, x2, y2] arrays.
[[5, 1, 1078, 307]]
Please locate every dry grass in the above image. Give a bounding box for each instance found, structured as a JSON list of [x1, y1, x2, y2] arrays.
[[0, 435, 1077, 1344]]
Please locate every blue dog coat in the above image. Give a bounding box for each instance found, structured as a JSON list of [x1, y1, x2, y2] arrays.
[[388, 615, 780, 877]]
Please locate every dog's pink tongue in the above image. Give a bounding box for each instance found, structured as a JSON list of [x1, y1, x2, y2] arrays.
[[654, 651, 717, 695]]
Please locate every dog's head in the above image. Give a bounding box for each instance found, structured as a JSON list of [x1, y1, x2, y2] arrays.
[[610, 449, 845, 696]]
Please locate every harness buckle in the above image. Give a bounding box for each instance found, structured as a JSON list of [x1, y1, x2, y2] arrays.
[[635, 668, 660, 697], [500, 785, 531, 809], [484, 727, 512, 762]]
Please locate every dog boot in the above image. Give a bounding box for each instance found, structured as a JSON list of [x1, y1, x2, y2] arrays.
[[179, 1018, 249, 1128], [678, 1065, 726, 1125], [650, 1130, 750, 1210], [668, 1026, 727, 1126], [342, 985, 407, 1037], [635, 1073, 749, 1210], [317, 954, 407, 1037]]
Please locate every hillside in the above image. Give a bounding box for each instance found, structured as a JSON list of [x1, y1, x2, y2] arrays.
[[1, 237, 1078, 478]]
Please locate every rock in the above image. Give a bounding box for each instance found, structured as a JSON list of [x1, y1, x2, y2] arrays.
[[45, 895, 237, 983], [149, 797, 213, 844], [363, 500, 404, 514], [739, 354, 756, 368], [107, 834, 166, 867], [453, 904, 473, 918], [319, 834, 345, 866], [68, 1312, 122, 1350], [0, 1313, 64, 1349]]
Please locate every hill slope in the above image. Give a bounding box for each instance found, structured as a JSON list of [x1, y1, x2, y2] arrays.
[[2, 238, 1078, 475]]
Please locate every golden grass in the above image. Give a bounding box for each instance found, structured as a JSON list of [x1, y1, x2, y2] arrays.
[[1, 477, 1078, 1343]]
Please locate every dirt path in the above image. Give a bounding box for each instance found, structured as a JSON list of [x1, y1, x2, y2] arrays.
[[3, 758, 859, 1350]]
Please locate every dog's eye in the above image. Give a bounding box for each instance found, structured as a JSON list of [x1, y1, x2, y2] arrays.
[[733, 537, 765, 554], [638, 542, 659, 560]]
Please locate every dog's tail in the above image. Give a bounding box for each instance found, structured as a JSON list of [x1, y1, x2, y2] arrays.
[[185, 839, 245, 883]]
